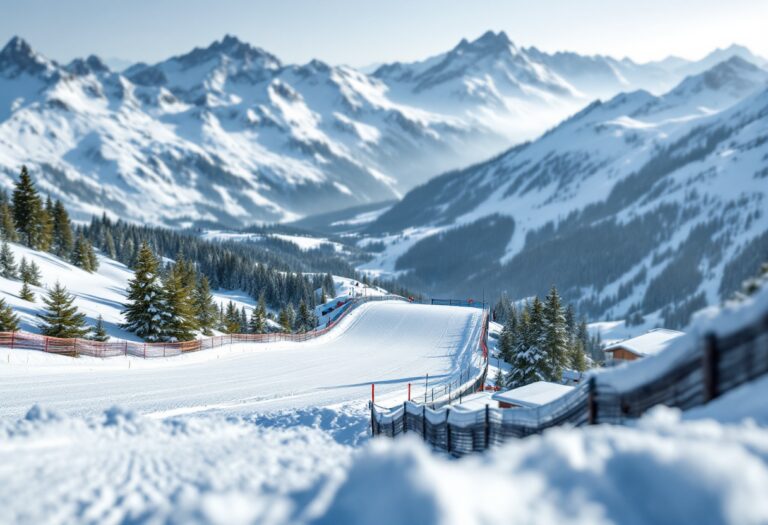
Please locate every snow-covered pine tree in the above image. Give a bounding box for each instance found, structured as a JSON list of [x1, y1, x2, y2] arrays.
[[0, 241, 18, 279], [0, 297, 20, 331], [37, 281, 88, 338], [11, 166, 44, 248], [543, 286, 569, 382], [296, 300, 315, 333], [89, 314, 109, 342], [192, 276, 217, 336], [162, 262, 198, 341], [52, 199, 74, 258], [323, 273, 335, 297], [249, 294, 267, 334], [122, 242, 169, 342], [507, 301, 549, 388]]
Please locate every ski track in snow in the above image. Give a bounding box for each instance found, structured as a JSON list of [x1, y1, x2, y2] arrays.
[[0, 301, 483, 420]]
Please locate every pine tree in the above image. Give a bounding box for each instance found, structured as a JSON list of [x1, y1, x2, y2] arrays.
[[72, 233, 96, 272], [12, 166, 44, 248], [249, 294, 267, 334], [507, 302, 549, 388], [52, 199, 74, 258], [89, 314, 109, 342], [278, 304, 294, 332], [104, 229, 116, 259], [493, 366, 505, 389], [122, 242, 169, 342], [0, 297, 20, 331], [192, 276, 217, 336], [295, 300, 315, 333], [37, 197, 54, 252], [543, 286, 569, 381], [0, 241, 18, 279], [19, 280, 35, 302], [37, 281, 88, 338], [223, 301, 241, 333], [568, 341, 587, 372], [163, 263, 198, 341], [0, 198, 17, 242], [20, 258, 41, 286]]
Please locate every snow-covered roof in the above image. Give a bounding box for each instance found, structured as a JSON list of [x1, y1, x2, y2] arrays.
[[604, 328, 685, 357], [451, 391, 494, 411], [492, 381, 574, 408]]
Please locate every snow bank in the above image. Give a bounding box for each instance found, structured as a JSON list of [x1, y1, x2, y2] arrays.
[[6, 399, 766, 525], [317, 406, 768, 525], [0, 405, 351, 525]]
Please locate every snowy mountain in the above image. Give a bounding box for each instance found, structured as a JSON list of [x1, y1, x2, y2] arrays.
[[1, 33, 765, 230], [375, 31, 768, 141], [0, 36, 481, 227], [362, 57, 768, 327]]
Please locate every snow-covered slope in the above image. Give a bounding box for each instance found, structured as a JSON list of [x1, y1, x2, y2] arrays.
[[364, 57, 768, 326], [2, 284, 768, 525], [0, 241, 276, 339]]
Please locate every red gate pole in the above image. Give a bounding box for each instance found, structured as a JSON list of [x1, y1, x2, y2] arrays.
[[371, 383, 375, 405], [408, 383, 411, 401]]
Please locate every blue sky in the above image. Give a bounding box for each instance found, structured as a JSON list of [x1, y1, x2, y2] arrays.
[[1, 0, 766, 68]]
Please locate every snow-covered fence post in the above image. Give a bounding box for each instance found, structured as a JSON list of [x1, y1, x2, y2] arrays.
[[124, 341, 128, 356], [424, 373, 429, 403], [10, 331, 15, 350], [587, 376, 598, 425], [484, 404, 490, 449], [703, 333, 720, 402], [403, 402, 407, 434]]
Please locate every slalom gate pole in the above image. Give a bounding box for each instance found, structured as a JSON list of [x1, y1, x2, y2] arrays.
[[371, 383, 375, 405], [408, 383, 411, 401]]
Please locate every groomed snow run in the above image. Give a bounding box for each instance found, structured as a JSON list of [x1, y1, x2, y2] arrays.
[[0, 301, 484, 420]]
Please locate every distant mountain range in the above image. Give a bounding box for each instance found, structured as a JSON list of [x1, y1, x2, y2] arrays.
[[361, 55, 768, 327], [0, 31, 765, 229]]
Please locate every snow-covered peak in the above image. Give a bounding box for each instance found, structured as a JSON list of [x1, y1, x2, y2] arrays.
[[453, 30, 517, 55], [65, 55, 111, 76], [0, 36, 56, 78], [176, 34, 282, 70], [671, 56, 768, 96]]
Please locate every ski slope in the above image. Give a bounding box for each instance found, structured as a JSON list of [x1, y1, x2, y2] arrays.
[[0, 301, 484, 420]]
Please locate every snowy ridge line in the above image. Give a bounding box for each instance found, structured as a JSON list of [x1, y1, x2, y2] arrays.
[[0, 295, 406, 358], [371, 290, 768, 456]]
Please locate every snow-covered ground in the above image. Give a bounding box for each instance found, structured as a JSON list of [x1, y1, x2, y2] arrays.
[[0, 301, 483, 420]]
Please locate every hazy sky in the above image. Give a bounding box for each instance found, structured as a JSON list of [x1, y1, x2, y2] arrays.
[[1, 0, 766, 68]]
